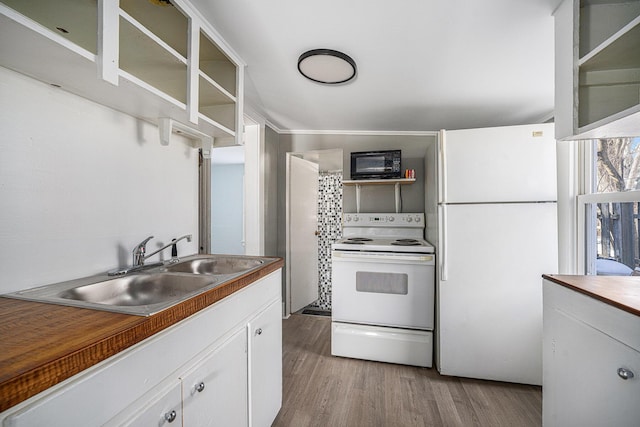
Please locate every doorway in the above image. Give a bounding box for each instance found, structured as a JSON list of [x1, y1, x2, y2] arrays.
[[210, 118, 262, 255], [211, 145, 245, 254], [285, 149, 343, 316]]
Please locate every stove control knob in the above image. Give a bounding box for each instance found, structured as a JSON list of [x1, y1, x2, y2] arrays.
[[407, 217, 413, 223], [388, 216, 394, 222], [344, 215, 351, 222], [415, 216, 421, 223], [353, 216, 359, 222]]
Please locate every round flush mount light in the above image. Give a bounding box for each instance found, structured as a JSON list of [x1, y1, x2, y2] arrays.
[[297, 49, 357, 84]]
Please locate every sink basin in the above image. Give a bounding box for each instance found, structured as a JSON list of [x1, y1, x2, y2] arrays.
[[3, 254, 277, 316], [163, 255, 265, 275], [4, 272, 221, 316], [57, 274, 216, 306]]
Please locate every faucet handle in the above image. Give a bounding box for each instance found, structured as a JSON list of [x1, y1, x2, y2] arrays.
[[134, 235, 154, 252], [133, 235, 154, 266]]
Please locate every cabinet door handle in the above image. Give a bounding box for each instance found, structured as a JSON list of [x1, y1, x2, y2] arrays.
[[196, 381, 205, 392], [255, 328, 263, 336], [164, 410, 177, 423], [617, 368, 635, 380]]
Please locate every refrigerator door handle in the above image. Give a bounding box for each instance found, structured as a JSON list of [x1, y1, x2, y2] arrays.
[[438, 129, 447, 204], [439, 204, 448, 281]]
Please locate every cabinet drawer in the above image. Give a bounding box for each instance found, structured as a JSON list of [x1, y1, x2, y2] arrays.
[[544, 281, 640, 350]]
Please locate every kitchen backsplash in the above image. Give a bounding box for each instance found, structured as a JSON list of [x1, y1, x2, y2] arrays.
[[310, 171, 343, 311]]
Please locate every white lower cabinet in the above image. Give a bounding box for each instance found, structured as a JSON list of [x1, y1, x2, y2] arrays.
[[543, 279, 640, 427], [110, 329, 249, 427], [1, 269, 282, 427], [181, 329, 248, 427], [249, 300, 282, 427]]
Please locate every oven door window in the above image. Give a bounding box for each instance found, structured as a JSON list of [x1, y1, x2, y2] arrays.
[[356, 271, 408, 295]]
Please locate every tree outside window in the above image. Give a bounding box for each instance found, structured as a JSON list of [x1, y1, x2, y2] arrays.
[[595, 137, 640, 274]]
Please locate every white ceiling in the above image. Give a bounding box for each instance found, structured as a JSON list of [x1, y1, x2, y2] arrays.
[[191, 0, 563, 133]]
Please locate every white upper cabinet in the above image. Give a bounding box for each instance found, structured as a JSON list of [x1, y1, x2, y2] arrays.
[[0, 0, 244, 145], [555, 0, 640, 140], [119, 0, 189, 105], [198, 30, 238, 135], [1, 0, 98, 54]]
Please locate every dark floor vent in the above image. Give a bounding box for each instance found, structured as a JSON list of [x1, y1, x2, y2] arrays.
[[300, 308, 331, 317]]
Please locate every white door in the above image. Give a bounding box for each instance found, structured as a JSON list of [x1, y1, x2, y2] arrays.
[[438, 202, 558, 385], [288, 155, 319, 313], [441, 123, 557, 203]]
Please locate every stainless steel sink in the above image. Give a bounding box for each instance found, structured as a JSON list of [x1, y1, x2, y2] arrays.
[[58, 274, 216, 306], [2, 254, 278, 316], [3, 272, 221, 316], [163, 255, 265, 275]]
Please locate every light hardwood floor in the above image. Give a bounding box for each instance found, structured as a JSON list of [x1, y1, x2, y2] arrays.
[[272, 314, 542, 427]]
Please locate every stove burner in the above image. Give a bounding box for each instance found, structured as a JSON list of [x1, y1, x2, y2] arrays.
[[342, 240, 365, 245], [346, 237, 373, 242], [391, 239, 422, 246]]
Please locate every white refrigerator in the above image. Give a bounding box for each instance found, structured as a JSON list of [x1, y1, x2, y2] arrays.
[[433, 123, 558, 385]]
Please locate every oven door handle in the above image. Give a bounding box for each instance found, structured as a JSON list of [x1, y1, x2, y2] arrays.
[[332, 251, 435, 264]]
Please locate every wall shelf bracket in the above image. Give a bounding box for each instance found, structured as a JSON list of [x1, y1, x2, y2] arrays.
[[158, 117, 213, 158], [343, 178, 415, 214]]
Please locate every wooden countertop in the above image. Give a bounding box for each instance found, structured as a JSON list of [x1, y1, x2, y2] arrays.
[[543, 274, 640, 317], [0, 258, 284, 412]]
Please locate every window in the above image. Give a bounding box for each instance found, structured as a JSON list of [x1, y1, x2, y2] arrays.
[[580, 137, 640, 276], [596, 138, 640, 193]]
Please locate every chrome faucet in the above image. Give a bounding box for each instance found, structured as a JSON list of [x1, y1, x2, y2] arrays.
[[133, 234, 193, 267], [108, 234, 193, 276]]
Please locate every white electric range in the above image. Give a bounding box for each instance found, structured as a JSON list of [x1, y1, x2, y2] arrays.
[[331, 213, 436, 367]]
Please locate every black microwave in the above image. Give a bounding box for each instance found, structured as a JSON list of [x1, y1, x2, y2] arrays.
[[350, 150, 402, 180]]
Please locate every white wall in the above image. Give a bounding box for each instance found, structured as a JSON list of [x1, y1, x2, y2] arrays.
[[0, 67, 199, 294]]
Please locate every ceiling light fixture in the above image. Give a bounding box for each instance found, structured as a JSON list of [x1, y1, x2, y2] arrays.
[[297, 49, 357, 85]]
